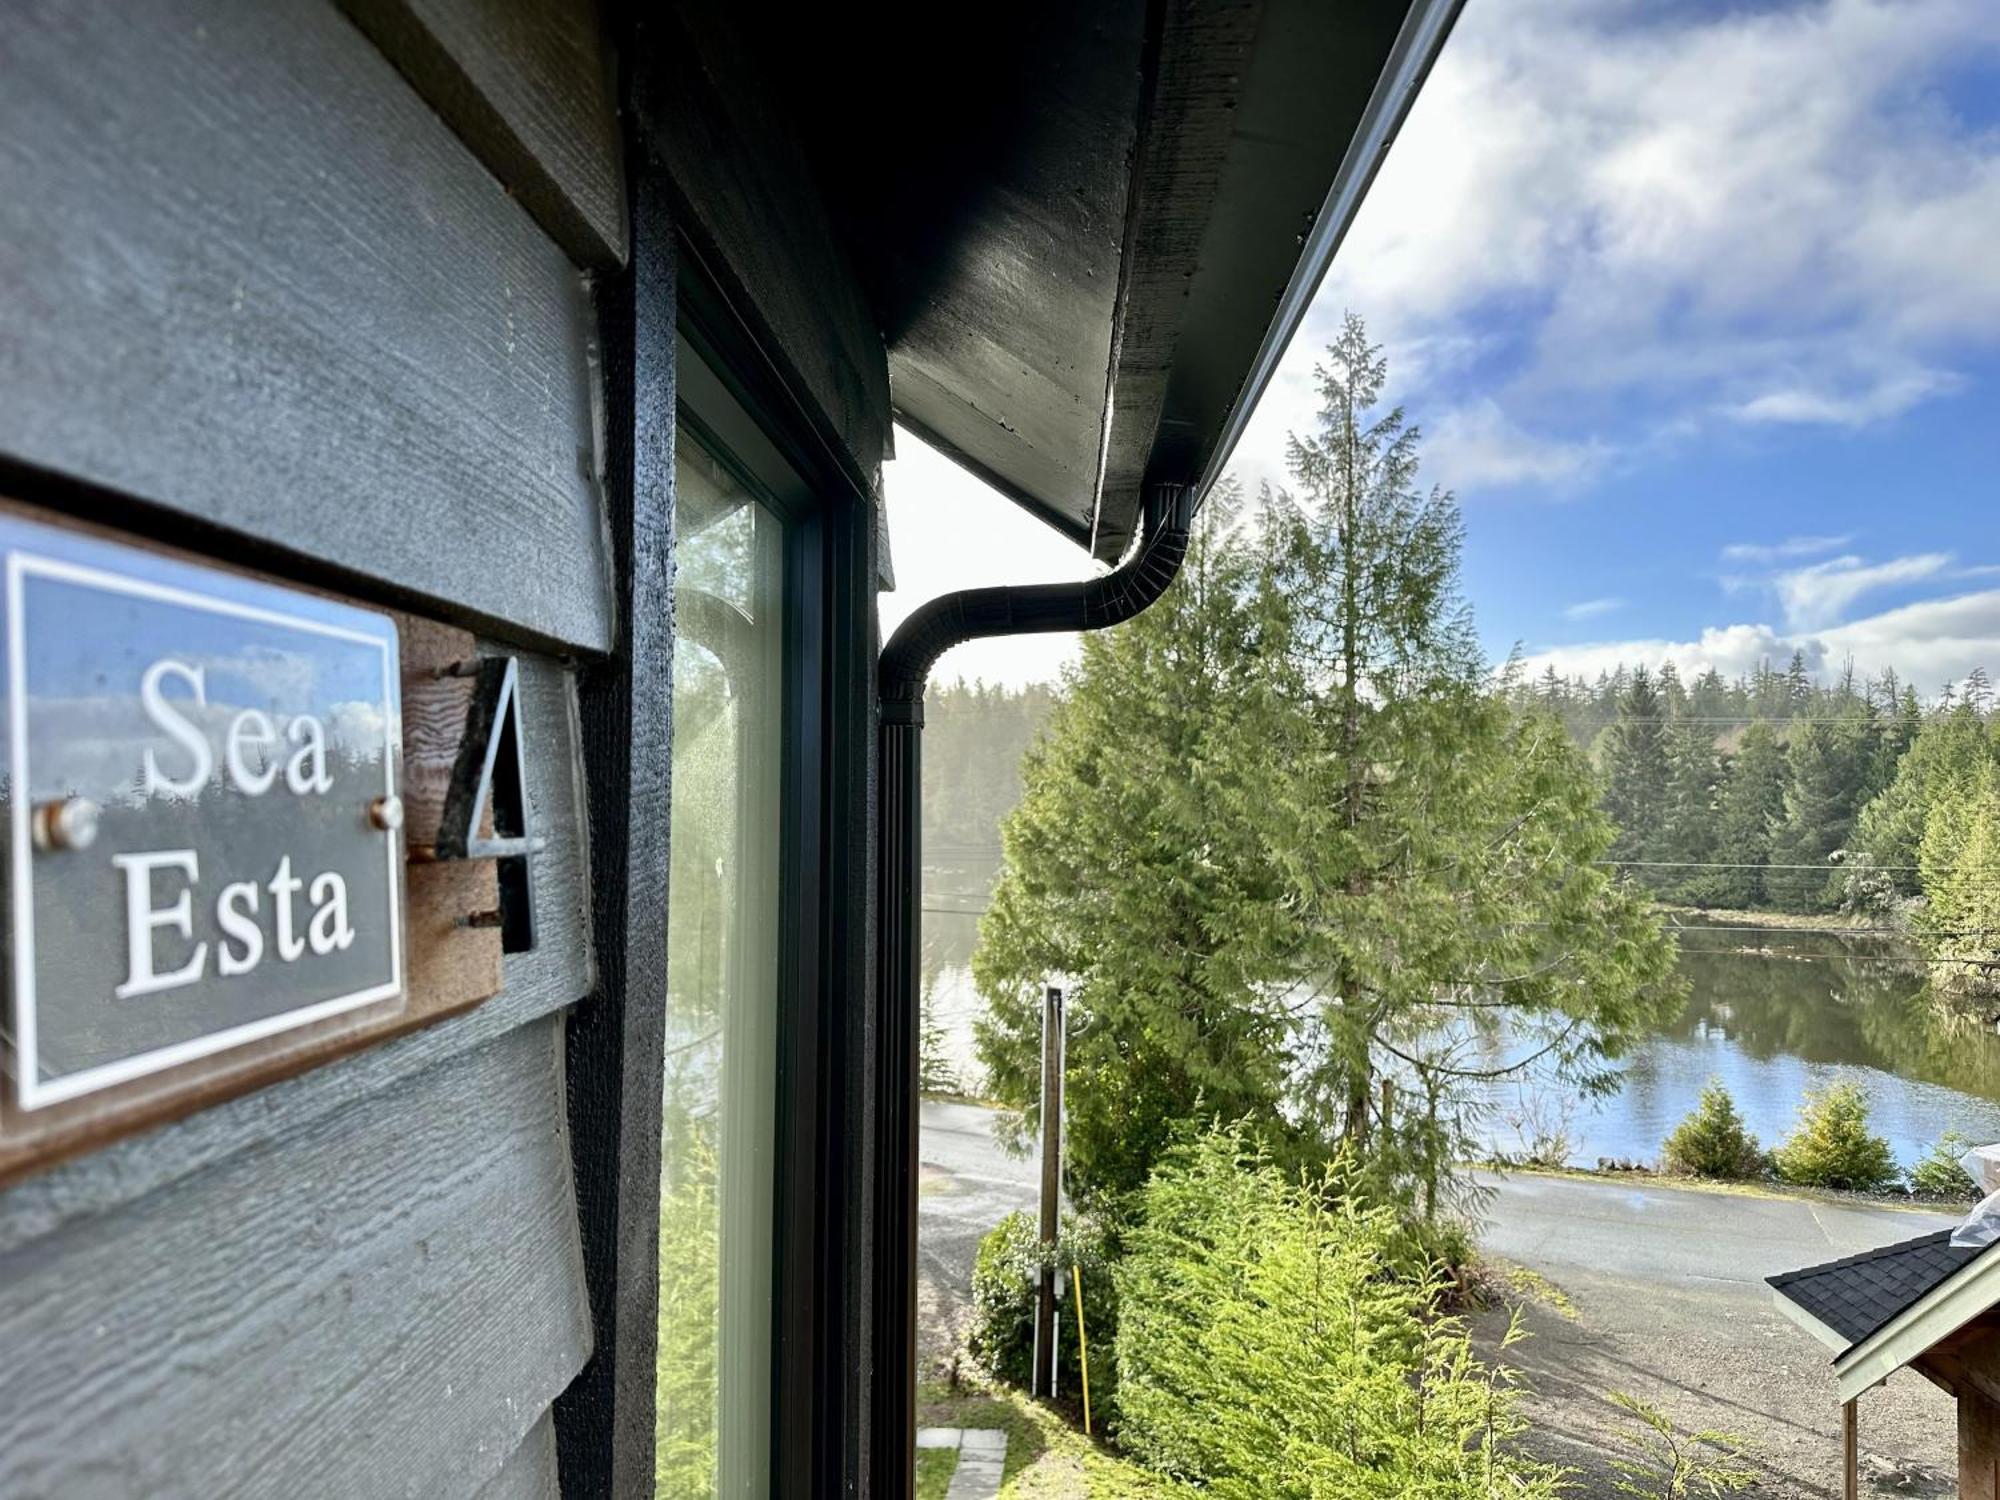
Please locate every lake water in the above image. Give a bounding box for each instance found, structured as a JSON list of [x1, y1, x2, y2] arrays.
[[920, 870, 2000, 1172]]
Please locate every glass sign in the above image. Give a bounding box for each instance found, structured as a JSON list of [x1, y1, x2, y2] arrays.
[[1, 518, 404, 1109]]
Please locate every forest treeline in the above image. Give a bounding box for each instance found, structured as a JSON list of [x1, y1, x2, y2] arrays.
[[921, 680, 1057, 858], [1508, 656, 2000, 994]]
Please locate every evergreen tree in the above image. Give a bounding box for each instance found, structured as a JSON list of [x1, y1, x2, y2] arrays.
[[972, 481, 1299, 1200], [973, 315, 1680, 1211], [1784, 650, 1813, 718], [1774, 697, 1879, 911], [1710, 722, 1790, 908], [1601, 666, 1672, 877], [1918, 757, 2000, 998], [1854, 700, 1991, 895], [1660, 714, 1721, 902]]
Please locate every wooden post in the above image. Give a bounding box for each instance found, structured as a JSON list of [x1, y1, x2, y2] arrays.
[[1843, 1398, 1858, 1500], [1032, 984, 1064, 1397]]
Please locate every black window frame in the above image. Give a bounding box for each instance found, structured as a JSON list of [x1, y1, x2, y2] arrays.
[[675, 259, 878, 1499]]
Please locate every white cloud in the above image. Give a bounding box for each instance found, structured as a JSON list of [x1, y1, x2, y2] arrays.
[[1729, 367, 1963, 427], [1424, 399, 1607, 492], [1771, 552, 1954, 630], [1719, 535, 1853, 564], [1517, 587, 2000, 693], [1562, 597, 1624, 621]]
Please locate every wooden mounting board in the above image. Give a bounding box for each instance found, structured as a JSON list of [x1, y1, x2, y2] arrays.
[[0, 500, 506, 1185]]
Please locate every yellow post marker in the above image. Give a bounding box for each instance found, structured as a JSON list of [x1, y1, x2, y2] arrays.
[[1072, 1262, 1093, 1437]]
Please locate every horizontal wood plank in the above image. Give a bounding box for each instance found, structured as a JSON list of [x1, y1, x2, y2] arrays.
[[477, 1412, 562, 1500], [0, 1017, 591, 1499], [339, 0, 626, 268], [0, 0, 612, 652], [0, 650, 591, 1256]]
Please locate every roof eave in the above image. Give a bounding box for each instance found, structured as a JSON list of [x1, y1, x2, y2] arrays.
[[1832, 1244, 2000, 1403], [1089, 0, 1468, 561]]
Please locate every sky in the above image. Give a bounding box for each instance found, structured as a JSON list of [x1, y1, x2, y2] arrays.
[[882, 0, 2000, 694]]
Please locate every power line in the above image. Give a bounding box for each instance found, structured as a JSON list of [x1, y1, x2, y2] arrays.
[[1605, 859, 1929, 871], [1661, 923, 1976, 937]]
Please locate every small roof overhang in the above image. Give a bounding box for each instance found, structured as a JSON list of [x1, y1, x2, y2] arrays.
[[1770, 1229, 2000, 1403], [779, 0, 1464, 559]]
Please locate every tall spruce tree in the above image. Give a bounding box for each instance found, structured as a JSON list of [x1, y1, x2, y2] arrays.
[[1856, 700, 1993, 895], [971, 479, 1300, 1199], [1661, 713, 1721, 901], [1919, 757, 2000, 998], [1601, 666, 1672, 876], [974, 314, 1681, 1213], [1712, 721, 1790, 908], [1775, 696, 1879, 911]]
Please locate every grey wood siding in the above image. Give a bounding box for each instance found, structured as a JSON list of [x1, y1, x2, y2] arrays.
[[0, 1016, 591, 1500], [338, 0, 627, 269], [477, 1413, 562, 1500], [0, 0, 613, 653]]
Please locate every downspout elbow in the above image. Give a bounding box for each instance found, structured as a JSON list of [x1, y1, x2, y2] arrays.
[[878, 480, 1195, 712]]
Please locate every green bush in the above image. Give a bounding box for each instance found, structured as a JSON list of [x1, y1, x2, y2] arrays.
[[1112, 1124, 1565, 1499], [1909, 1132, 1980, 1201], [1661, 1079, 1764, 1179], [967, 1210, 1120, 1418], [1771, 1082, 1899, 1192]]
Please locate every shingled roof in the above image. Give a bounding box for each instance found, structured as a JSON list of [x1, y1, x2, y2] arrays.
[[1769, 1229, 1998, 1348]]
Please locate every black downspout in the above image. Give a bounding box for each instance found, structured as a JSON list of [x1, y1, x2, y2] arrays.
[[872, 479, 1195, 1495]]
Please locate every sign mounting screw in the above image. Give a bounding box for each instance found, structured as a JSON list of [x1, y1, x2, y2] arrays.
[[33, 796, 101, 852], [369, 795, 404, 832]]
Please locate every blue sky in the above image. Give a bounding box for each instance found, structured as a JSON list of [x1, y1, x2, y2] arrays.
[[885, 0, 2000, 692]]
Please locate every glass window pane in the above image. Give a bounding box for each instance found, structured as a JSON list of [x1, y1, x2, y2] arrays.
[[658, 429, 784, 1498]]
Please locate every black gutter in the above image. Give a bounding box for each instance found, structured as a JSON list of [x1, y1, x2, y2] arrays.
[[871, 478, 1194, 1495]]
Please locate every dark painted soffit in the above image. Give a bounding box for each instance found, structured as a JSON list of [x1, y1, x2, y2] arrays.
[[778, 0, 1453, 561]]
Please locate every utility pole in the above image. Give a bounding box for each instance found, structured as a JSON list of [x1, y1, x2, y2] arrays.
[[1032, 984, 1064, 1397]]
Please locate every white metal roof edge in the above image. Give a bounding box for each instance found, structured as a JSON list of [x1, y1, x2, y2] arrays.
[[1770, 1286, 1852, 1355], [1833, 1242, 2000, 1403]]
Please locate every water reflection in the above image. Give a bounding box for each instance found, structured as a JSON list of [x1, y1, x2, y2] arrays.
[[926, 873, 2000, 1169], [1481, 916, 2000, 1169]]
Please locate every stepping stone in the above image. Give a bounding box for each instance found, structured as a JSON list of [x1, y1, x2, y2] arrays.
[[944, 1428, 1008, 1500], [915, 1427, 961, 1450]]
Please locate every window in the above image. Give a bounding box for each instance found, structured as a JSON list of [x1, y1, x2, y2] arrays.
[[657, 419, 785, 1498]]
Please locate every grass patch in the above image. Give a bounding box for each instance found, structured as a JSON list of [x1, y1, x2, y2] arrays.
[[917, 1445, 958, 1500], [918, 1377, 1193, 1498], [1496, 1261, 1578, 1320]]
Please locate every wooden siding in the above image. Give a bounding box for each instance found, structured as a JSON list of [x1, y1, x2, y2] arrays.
[[478, 1414, 563, 1500], [0, 1016, 591, 1499], [0, 648, 592, 1257], [338, 0, 627, 269], [0, 6, 608, 1482], [0, 647, 596, 1499], [0, 0, 613, 653]]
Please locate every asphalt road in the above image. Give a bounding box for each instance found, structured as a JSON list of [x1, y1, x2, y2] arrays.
[[918, 1100, 1040, 1372], [917, 1101, 1967, 1493]]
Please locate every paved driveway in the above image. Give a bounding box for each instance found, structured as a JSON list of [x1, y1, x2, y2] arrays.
[[919, 1100, 1038, 1372]]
